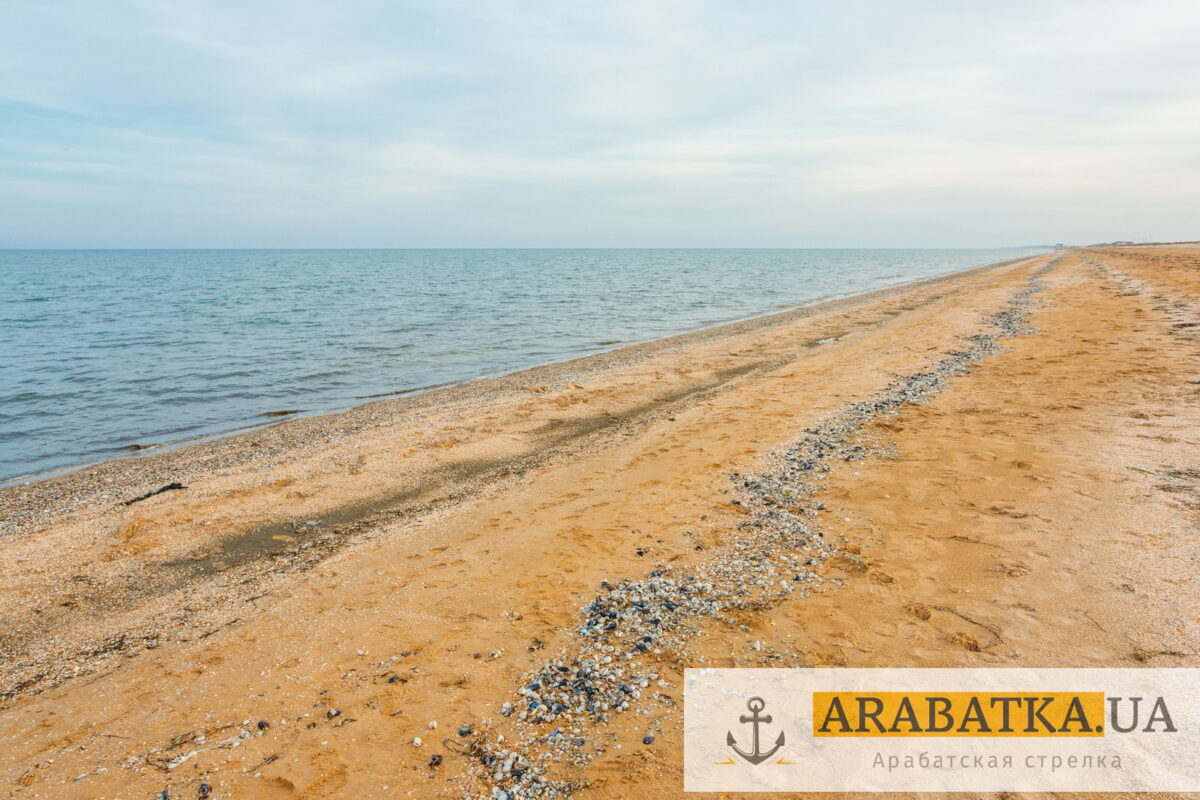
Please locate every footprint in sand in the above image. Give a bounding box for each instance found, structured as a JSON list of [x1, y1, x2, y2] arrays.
[[868, 569, 895, 584], [949, 631, 982, 652], [986, 504, 1029, 518], [905, 602, 933, 621]]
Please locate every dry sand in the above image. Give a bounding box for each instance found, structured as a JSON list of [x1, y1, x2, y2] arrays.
[[0, 246, 1198, 799]]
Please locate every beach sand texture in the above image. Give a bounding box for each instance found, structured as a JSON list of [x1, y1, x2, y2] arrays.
[[1, 246, 1198, 798]]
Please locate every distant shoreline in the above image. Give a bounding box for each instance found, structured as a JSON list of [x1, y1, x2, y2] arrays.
[[0, 251, 1043, 491]]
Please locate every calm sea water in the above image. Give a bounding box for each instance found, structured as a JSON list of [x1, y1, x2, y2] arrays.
[[0, 248, 1046, 482]]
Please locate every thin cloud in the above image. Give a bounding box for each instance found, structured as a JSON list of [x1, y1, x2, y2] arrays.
[[1, 0, 1198, 246]]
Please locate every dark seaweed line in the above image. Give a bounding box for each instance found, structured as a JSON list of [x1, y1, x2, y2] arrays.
[[461, 257, 1061, 799]]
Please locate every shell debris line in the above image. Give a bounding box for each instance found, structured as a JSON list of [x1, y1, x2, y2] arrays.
[[458, 259, 1061, 799]]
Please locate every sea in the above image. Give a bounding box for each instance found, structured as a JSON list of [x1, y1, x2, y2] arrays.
[[0, 248, 1048, 482]]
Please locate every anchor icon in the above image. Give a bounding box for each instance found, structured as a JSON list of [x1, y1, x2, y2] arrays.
[[727, 696, 786, 765]]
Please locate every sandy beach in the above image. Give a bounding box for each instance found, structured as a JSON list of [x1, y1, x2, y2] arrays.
[[2, 245, 1199, 798]]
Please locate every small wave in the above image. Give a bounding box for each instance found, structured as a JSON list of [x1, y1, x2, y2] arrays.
[[260, 409, 302, 418]]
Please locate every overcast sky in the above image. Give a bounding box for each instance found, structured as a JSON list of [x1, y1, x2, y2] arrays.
[[1, 0, 1197, 248]]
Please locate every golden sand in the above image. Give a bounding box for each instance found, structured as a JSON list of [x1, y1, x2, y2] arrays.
[[1, 246, 1197, 798]]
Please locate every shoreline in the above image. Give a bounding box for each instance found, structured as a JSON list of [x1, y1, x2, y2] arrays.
[[4, 246, 1197, 799], [0, 251, 1043, 496], [0, 251, 1048, 688], [2, 250, 1051, 491]]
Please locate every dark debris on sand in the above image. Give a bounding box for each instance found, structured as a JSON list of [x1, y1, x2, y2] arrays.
[[462, 259, 1060, 799]]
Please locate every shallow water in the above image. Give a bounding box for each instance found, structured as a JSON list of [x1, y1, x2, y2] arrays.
[[0, 248, 1046, 481]]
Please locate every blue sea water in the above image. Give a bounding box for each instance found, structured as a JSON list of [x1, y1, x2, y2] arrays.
[[0, 248, 1046, 482]]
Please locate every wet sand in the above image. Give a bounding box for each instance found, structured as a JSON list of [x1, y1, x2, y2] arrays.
[[1, 246, 1198, 798]]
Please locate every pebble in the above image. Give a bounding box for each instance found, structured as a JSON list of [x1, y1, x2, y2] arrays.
[[464, 263, 1060, 799]]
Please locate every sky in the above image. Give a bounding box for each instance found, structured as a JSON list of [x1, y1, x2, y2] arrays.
[[1, 0, 1198, 248]]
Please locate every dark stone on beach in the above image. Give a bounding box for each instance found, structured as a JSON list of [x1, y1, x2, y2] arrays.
[[388, 675, 403, 683], [198, 783, 211, 799], [458, 723, 473, 736], [257, 720, 269, 730], [643, 734, 655, 745], [327, 709, 340, 718], [429, 754, 443, 768], [121, 482, 186, 506]]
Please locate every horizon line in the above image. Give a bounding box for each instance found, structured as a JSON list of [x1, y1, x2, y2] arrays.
[[0, 244, 1066, 252]]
